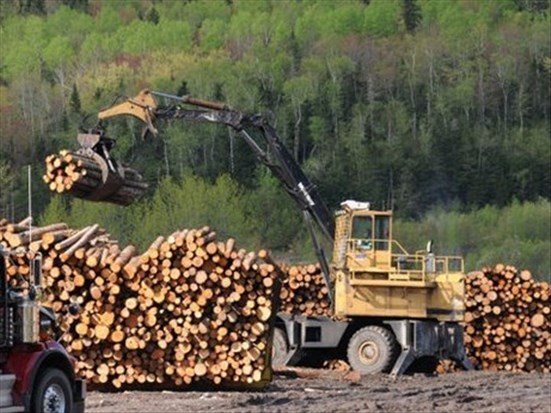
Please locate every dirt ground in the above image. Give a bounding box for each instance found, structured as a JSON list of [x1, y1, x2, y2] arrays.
[[85, 369, 551, 413]]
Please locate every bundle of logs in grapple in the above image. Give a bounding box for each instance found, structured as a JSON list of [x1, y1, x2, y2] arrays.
[[0, 217, 280, 389], [43, 150, 148, 206], [437, 264, 550, 373]]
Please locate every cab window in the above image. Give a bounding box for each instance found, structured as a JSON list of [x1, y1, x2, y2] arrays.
[[375, 216, 390, 250], [351, 216, 373, 250], [352, 216, 372, 239]]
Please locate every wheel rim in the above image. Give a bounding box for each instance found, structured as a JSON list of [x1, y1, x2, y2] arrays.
[[358, 340, 380, 365], [43, 383, 66, 413]]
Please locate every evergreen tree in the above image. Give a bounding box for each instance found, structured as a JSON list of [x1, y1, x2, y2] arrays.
[[402, 0, 421, 32], [513, 0, 550, 13], [0, 0, 18, 21], [61, 0, 88, 13], [18, 0, 45, 15], [0, 161, 15, 219], [288, 31, 301, 75], [70, 84, 81, 115], [61, 110, 69, 131], [146, 7, 160, 25], [177, 81, 189, 97]]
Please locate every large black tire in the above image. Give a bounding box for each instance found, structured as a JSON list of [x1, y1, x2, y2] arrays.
[[347, 326, 398, 374], [31, 368, 74, 413], [271, 327, 289, 367]]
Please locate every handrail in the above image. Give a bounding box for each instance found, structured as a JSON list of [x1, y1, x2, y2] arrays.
[[391, 239, 410, 255], [345, 237, 464, 283]]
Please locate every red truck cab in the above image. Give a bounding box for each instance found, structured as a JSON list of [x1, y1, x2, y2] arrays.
[[0, 247, 85, 413]]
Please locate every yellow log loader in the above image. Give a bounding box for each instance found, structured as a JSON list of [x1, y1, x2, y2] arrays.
[[72, 89, 473, 375]]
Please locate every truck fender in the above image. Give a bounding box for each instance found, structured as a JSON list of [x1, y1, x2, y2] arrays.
[[6, 341, 76, 410]]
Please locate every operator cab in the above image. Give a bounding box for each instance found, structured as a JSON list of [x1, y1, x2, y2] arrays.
[[332, 200, 464, 283], [333, 200, 393, 276], [349, 211, 392, 271]]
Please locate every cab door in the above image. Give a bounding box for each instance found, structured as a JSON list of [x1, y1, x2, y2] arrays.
[[373, 215, 391, 269], [347, 215, 374, 270], [347, 214, 392, 271]]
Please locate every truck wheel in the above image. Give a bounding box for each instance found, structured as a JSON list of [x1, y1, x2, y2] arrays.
[[272, 327, 288, 367], [347, 326, 398, 374], [32, 368, 73, 413]]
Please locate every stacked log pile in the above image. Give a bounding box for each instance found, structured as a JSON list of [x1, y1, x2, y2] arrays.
[[437, 264, 550, 373], [43, 150, 148, 206], [1, 218, 280, 389], [6, 216, 547, 375], [279, 263, 331, 317]]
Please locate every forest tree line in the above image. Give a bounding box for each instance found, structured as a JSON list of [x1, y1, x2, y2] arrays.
[[0, 0, 549, 275]]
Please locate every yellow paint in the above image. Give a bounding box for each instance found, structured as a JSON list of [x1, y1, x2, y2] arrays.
[[98, 89, 157, 127], [332, 207, 465, 322]]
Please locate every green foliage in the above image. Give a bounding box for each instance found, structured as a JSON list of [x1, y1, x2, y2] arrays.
[[513, 0, 550, 13], [0, 0, 548, 272], [141, 174, 254, 243], [394, 200, 551, 280], [1, 15, 46, 79], [0, 160, 15, 218], [60, 0, 88, 13], [363, 0, 401, 36], [145, 7, 159, 25], [44, 6, 94, 42], [199, 18, 227, 51], [113, 19, 193, 56], [245, 170, 303, 250], [18, 0, 46, 15], [39, 196, 68, 226], [402, 0, 422, 32], [38, 174, 255, 251], [69, 83, 81, 114], [157, 0, 231, 26], [42, 36, 73, 71]]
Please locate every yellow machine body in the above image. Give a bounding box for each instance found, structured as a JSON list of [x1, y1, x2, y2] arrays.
[[98, 89, 157, 123], [98, 89, 159, 137], [331, 202, 465, 322]]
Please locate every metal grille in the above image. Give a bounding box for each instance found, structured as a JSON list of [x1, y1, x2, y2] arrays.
[[0, 255, 10, 348], [0, 307, 13, 348]]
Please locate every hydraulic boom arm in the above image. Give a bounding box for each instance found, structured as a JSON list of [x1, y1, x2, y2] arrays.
[[92, 89, 335, 303]]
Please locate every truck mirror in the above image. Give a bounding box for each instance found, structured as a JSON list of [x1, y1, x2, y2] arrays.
[[33, 255, 43, 287]]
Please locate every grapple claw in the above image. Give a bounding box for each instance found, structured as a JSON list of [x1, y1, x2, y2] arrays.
[[76, 132, 125, 202], [76, 147, 125, 202]]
